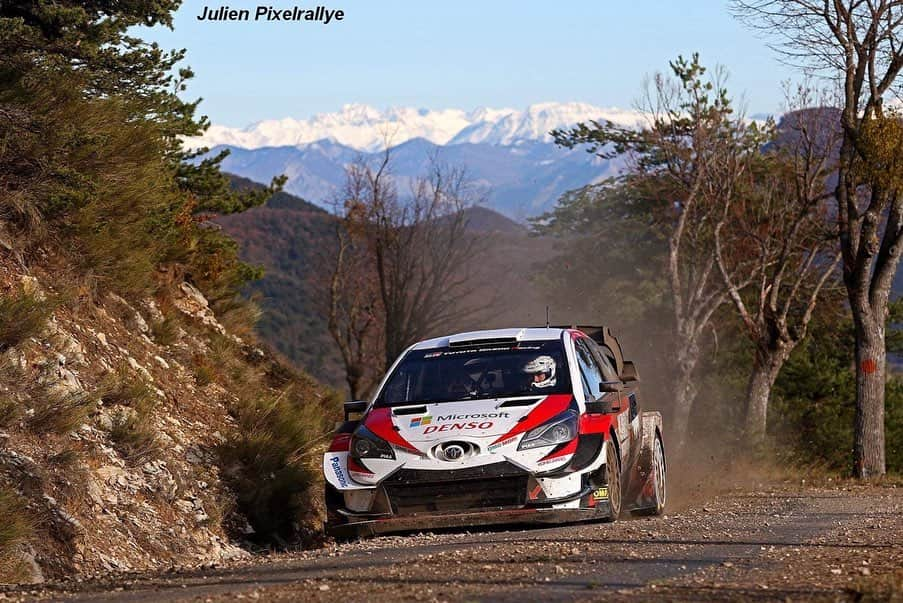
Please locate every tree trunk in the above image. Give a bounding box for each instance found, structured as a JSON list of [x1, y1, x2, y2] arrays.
[[853, 315, 886, 477], [670, 342, 700, 453], [744, 346, 788, 446]]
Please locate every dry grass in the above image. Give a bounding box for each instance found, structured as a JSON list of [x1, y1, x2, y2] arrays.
[[108, 408, 158, 464], [0, 288, 55, 351], [150, 316, 179, 346], [27, 388, 94, 435], [211, 335, 340, 542], [849, 567, 903, 602], [98, 368, 158, 464], [0, 487, 33, 584]]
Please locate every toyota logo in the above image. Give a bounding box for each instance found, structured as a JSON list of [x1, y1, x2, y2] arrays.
[[435, 441, 473, 461], [444, 444, 465, 460]]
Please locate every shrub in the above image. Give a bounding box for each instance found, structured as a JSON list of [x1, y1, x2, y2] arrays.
[[99, 368, 154, 408], [108, 408, 158, 464], [218, 382, 331, 541], [0, 486, 34, 584], [27, 389, 94, 435], [0, 397, 20, 429], [0, 290, 55, 351], [98, 369, 158, 463], [150, 317, 179, 346]]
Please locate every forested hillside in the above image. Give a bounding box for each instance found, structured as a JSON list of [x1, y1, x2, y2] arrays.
[[0, 1, 336, 583]]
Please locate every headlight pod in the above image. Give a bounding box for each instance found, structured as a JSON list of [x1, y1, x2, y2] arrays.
[[517, 410, 578, 450], [350, 426, 396, 460]]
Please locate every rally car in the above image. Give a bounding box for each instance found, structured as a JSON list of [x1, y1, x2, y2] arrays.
[[323, 326, 666, 537]]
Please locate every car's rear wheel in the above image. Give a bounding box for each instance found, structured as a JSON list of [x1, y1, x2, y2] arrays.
[[634, 432, 667, 516], [650, 433, 666, 514], [601, 439, 621, 522]]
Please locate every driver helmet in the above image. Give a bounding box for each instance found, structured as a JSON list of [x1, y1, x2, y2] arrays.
[[523, 355, 557, 389]]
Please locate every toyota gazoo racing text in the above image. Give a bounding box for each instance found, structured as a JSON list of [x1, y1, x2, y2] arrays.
[[323, 326, 667, 537]]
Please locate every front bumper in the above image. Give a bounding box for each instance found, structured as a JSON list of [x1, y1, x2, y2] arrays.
[[326, 505, 609, 538]]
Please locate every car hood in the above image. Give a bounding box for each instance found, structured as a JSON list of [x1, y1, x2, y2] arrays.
[[363, 394, 574, 451]]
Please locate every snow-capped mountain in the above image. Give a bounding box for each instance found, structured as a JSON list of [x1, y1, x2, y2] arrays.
[[186, 102, 646, 152]]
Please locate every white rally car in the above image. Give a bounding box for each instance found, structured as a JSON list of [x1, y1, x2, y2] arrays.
[[323, 326, 666, 537]]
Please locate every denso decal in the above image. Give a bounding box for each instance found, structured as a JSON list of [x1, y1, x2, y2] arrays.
[[423, 421, 493, 434], [330, 456, 349, 488]]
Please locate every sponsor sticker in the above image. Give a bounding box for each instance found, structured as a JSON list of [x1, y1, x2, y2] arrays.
[[330, 456, 349, 488], [488, 436, 516, 452], [423, 421, 493, 434], [409, 415, 432, 428], [592, 487, 609, 501], [436, 412, 509, 421]]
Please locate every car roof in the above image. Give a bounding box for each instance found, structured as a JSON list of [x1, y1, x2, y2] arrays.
[[410, 327, 567, 350]]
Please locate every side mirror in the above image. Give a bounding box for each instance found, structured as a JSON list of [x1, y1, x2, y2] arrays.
[[343, 400, 368, 421], [620, 361, 640, 383], [585, 399, 611, 414], [599, 380, 622, 393]]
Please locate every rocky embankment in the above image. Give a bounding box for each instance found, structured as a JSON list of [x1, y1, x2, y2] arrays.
[[0, 258, 278, 583]]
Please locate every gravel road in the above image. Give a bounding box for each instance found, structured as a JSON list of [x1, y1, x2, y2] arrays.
[[8, 482, 901, 602]]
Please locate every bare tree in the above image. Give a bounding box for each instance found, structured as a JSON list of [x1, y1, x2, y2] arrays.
[[327, 164, 384, 400], [371, 156, 485, 365], [329, 149, 486, 386], [714, 94, 842, 444], [554, 55, 764, 451], [733, 0, 903, 476]]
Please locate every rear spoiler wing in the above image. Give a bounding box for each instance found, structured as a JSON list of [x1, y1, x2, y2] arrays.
[[550, 325, 638, 382]]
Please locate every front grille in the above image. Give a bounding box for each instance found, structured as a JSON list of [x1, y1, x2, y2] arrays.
[[384, 475, 528, 514]]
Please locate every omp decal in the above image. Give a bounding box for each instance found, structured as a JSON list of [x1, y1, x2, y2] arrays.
[[409, 415, 432, 428], [365, 407, 420, 452], [490, 394, 572, 445], [423, 421, 493, 434], [330, 456, 349, 487], [592, 487, 609, 500], [328, 433, 352, 452], [346, 457, 374, 476]]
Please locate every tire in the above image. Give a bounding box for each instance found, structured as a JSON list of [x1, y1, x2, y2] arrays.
[[601, 439, 622, 522], [634, 432, 667, 516], [649, 433, 667, 515]]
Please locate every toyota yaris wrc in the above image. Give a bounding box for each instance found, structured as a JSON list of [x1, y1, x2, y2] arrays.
[[323, 326, 666, 537]]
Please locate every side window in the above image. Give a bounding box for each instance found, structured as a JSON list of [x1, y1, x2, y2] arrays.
[[587, 341, 619, 381], [574, 339, 604, 400]]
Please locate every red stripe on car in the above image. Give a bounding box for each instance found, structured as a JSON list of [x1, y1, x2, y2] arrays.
[[491, 394, 572, 445], [364, 407, 421, 453], [328, 433, 352, 452], [347, 457, 374, 475], [579, 413, 613, 434], [539, 437, 578, 462]]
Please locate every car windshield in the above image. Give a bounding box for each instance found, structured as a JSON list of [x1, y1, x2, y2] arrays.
[[374, 340, 571, 407]]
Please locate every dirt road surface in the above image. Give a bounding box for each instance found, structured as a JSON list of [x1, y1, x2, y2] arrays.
[[6, 483, 901, 602]]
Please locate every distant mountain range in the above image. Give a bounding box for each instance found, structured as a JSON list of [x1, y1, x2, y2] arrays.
[[185, 102, 646, 151], [189, 103, 642, 218]]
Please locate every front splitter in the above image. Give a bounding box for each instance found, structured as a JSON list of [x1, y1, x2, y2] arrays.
[[326, 506, 608, 539]]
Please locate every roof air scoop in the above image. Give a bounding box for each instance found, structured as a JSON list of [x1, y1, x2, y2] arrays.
[[447, 328, 527, 348]]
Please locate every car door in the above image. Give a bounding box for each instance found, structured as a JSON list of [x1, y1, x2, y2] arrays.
[[585, 338, 640, 465]]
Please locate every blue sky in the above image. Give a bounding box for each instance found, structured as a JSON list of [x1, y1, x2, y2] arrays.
[[143, 1, 797, 127]]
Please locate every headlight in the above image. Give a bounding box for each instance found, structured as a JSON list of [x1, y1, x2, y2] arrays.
[[517, 410, 578, 450], [350, 426, 396, 460]]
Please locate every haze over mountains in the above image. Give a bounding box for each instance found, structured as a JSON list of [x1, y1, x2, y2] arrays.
[[189, 103, 644, 217]]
